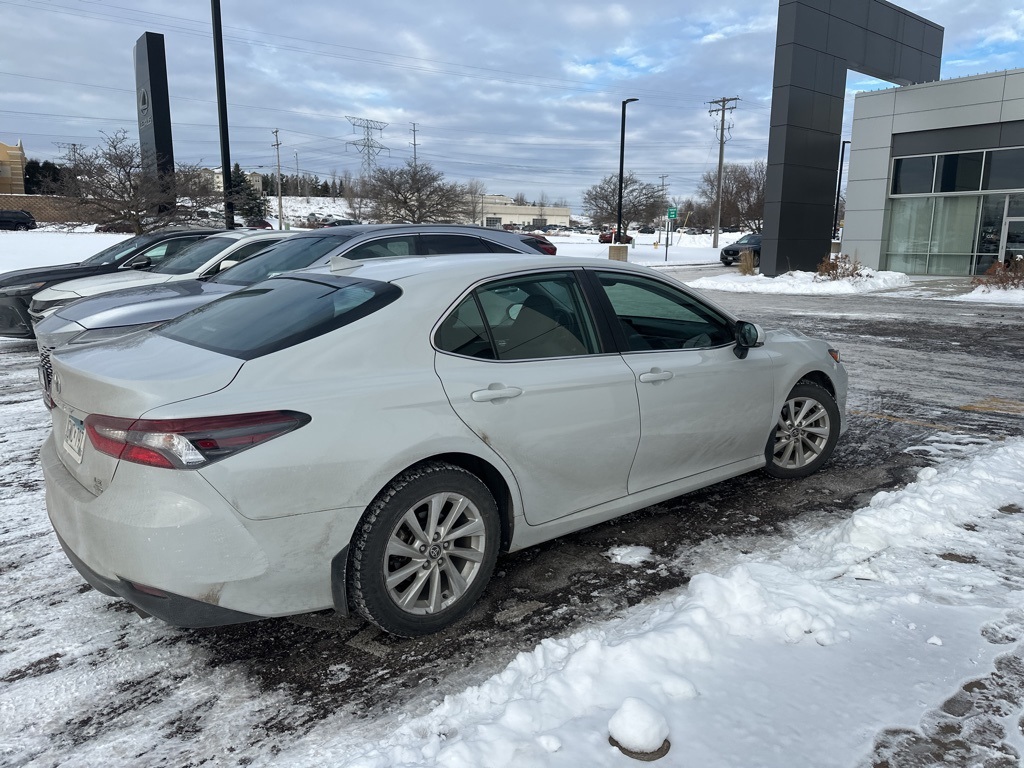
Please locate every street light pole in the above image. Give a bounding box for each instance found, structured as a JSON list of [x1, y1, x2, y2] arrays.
[[616, 98, 638, 244], [833, 140, 851, 240]]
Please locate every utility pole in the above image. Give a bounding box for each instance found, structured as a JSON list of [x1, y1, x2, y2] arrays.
[[410, 122, 418, 169], [294, 151, 300, 198], [707, 96, 739, 248], [659, 174, 669, 261], [211, 0, 234, 228], [272, 129, 284, 229]]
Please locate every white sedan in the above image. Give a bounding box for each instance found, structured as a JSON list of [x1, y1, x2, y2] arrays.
[[42, 252, 847, 637]]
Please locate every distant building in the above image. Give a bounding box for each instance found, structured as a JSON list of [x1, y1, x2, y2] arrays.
[[0, 140, 27, 195], [200, 168, 264, 194], [477, 194, 571, 229], [843, 68, 1024, 275]]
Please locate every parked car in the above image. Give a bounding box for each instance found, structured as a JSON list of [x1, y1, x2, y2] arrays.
[[33, 223, 558, 389], [318, 217, 360, 227], [28, 230, 294, 323], [42, 252, 847, 636], [0, 228, 221, 339], [599, 231, 633, 244], [720, 233, 762, 266], [0, 209, 38, 231]]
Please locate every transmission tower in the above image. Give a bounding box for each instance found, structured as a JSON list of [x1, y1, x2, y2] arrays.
[[346, 116, 389, 174]]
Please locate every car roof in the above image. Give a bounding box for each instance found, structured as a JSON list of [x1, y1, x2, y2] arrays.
[[290, 251, 662, 288], [286, 223, 528, 239]]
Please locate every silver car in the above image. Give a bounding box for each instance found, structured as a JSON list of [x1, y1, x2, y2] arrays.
[[34, 224, 555, 392], [42, 253, 847, 637]]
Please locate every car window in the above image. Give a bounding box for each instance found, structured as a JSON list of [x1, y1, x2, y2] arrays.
[[125, 235, 206, 268], [80, 233, 161, 266], [158, 275, 401, 360], [420, 234, 500, 254], [210, 235, 349, 285], [436, 272, 599, 361], [152, 237, 237, 274], [207, 240, 280, 274], [596, 272, 734, 351], [343, 235, 417, 260]]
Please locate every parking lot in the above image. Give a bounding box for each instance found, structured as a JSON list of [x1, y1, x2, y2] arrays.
[[1, 271, 1023, 764]]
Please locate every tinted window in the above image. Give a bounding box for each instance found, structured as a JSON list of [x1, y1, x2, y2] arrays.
[[982, 148, 1024, 191], [935, 152, 983, 192], [420, 234, 498, 254], [81, 232, 162, 266], [891, 156, 935, 195], [596, 272, 733, 351], [158, 275, 401, 360], [342, 235, 417, 260], [211, 235, 350, 285], [436, 272, 598, 360]]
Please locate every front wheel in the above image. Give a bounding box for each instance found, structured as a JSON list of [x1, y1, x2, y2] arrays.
[[763, 381, 839, 479], [348, 462, 499, 637]]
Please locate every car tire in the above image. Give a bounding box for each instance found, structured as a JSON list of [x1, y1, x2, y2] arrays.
[[348, 461, 499, 637], [763, 381, 840, 479], [753, 254, 761, 268], [15, 224, 28, 231]]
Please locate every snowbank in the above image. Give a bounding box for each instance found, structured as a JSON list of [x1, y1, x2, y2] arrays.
[[686, 269, 912, 295]]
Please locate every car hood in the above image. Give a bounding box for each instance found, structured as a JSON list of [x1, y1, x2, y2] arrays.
[[33, 270, 174, 301], [51, 280, 238, 329], [0, 263, 108, 288]]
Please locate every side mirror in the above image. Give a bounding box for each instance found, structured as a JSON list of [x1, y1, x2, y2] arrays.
[[733, 321, 765, 359], [128, 256, 152, 270]]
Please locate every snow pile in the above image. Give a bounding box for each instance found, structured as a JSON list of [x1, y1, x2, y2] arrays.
[[956, 285, 1024, 305], [686, 268, 912, 295], [277, 438, 1024, 767]]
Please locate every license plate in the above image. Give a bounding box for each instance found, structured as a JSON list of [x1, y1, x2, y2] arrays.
[[63, 415, 86, 464]]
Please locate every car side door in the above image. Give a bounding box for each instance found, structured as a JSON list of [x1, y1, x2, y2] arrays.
[[590, 270, 776, 494], [433, 269, 641, 525]]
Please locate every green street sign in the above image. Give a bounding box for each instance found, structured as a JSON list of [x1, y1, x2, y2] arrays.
[[667, 207, 678, 219]]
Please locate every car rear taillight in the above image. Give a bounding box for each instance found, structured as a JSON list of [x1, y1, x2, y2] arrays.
[[84, 411, 310, 469]]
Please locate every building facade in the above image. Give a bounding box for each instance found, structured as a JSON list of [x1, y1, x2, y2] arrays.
[[0, 140, 27, 195], [478, 194, 571, 229], [843, 68, 1024, 275]]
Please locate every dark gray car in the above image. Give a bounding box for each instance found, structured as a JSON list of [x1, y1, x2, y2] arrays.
[[35, 224, 554, 390]]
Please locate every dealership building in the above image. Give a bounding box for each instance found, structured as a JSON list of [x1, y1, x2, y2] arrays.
[[842, 67, 1024, 275]]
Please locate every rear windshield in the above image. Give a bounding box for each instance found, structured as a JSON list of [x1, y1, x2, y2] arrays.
[[81, 233, 162, 266], [157, 274, 401, 360], [210, 234, 352, 286]]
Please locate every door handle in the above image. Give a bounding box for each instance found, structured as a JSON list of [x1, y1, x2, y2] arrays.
[[471, 386, 523, 402], [638, 368, 673, 384]]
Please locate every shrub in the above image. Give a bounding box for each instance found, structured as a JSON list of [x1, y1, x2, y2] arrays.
[[738, 249, 757, 275], [971, 255, 1024, 291], [816, 253, 868, 281]]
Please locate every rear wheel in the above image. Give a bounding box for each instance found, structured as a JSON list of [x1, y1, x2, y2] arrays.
[[348, 462, 499, 636], [764, 381, 839, 478], [14, 223, 28, 231]]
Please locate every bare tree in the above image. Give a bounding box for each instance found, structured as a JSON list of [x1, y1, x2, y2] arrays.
[[341, 170, 368, 221], [364, 160, 467, 223], [55, 130, 217, 234], [581, 172, 666, 233], [695, 161, 767, 232], [513, 192, 528, 206], [464, 179, 487, 224]]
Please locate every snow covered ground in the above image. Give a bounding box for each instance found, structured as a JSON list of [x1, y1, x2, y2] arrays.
[[2, 228, 1024, 766]]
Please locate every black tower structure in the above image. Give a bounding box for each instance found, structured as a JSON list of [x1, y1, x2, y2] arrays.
[[133, 32, 175, 203], [762, 0, 943, 276]]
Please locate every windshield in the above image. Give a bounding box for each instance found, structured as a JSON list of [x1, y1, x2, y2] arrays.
[[152, 236, 238, 275], [737, 234, 761, 244], [210, 234, 353, 286], [80, 233, 161, 266]]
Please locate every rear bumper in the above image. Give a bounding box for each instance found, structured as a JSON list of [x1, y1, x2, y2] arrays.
[[0, 296, 34, 339], [41, 433, 360, 625]]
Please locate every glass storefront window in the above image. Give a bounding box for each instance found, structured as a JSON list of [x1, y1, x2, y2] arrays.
[[1009, 193, 1024, 217], [982, 148, 1024, 191], [935, 152, 983, 192], [975, 194, 1006, 274], [930, 196, 980, 254], [892, 156, 935, 194], [888, 197, 933, 253]]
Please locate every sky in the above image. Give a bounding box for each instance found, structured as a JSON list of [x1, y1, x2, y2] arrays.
[[1, 0, 1022, 211]]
